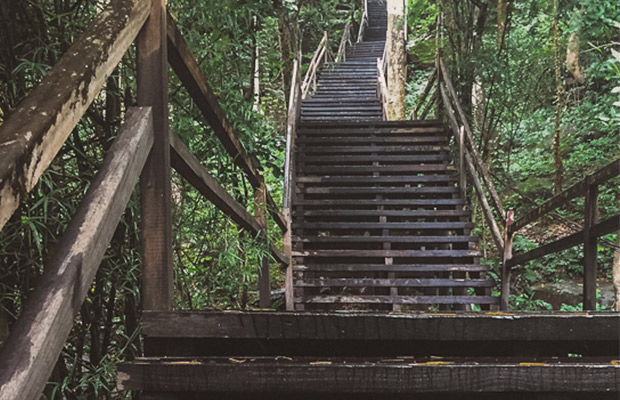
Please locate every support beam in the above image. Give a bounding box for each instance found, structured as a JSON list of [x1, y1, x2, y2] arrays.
[[386, 0, 407, 120], [138, 0, 173, 311]]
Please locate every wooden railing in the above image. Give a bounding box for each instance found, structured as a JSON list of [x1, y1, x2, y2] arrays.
[[357, 0, 369, 44], [502, 159, 620, 310], [301, 32, 329, 99], [335, 21, 354, 63], [0, 1, 288, 398], [377, 45, 388, 119], [413, 49, 620, 312]]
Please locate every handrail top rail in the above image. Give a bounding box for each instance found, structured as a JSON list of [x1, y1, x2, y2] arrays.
[[510, 158, 620, 234]]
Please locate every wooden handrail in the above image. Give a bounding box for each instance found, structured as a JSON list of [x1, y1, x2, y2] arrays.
[[356, 0, 369, 43], [283, 56, 302, 310], [166, 15, 286, 233], [0, 0, 150, 232], [301, 32, 329, 99], [335, 21, 353, 63], [0, 107, 154, 400], [501, 158, 620, 310], [439, 82, 504, 251], [438, 56, 506, 224], [510, 159, 620, 233], [377, 57, 389, 120], [411, 71, 436, 120], [169, 130, 288, 266]]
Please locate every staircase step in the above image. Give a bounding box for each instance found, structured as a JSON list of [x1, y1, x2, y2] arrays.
[[295, 278, 494, 288], [296, 176, 455, 184], [292, 222, 473, 230], [299, 145, 448, 153], [292, 235, 477, 243], [293, 263, 489, 272], [294, 198, 464, 207], [299, 295, 498, 305]]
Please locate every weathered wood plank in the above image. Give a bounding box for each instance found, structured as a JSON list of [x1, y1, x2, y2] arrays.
[[292, 222, 473, 230], [140, 310, 620, 342], [510, 159, 620, 233], [169, 131, 288, 266], [0, 0, 151, 231], [507, 215, 620, 269], [295, 278, 494, 288], [118, 357, 620, 393], [438, 56, 505, 223], [294, 263, 489, 272], [292, 235, 477, 243], [439, 82, 504, 250], [0, 107, 153, 400], [165, 14, 286, 232], [293, 249, 480, 258], [300, 295, 498, 305], [138, 0, 173, 312], [298, 187, 458, 195]]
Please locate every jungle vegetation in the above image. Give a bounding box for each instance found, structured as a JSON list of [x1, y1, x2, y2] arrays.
[[0, 0, 618, 397]]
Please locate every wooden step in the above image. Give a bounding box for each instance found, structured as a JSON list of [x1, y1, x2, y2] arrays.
[[293, 263, 489, 272], [298, 145, 448, 153], [299, 165, 455, 174], [118, 356, 617, 394], [292, 235, 477, 244], [296, 176, 455, 184], [294, 199, 465, 207], [299, 154, 451, 163], [294, 278, 494, 288], [297, 187, 458, 195], [292, 249, 480, 258], [292, 222, 473, 230], [299, 295, 498, 305]]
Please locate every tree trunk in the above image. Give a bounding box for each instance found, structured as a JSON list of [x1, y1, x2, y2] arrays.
[[497, 0, 507, 47], [386, 0, 406, 120], [552, 0, 564, 195], [277, 3, 299, 105]]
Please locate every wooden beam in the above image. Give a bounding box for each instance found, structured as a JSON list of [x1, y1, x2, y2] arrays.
[[507, 214, 620, 269], [0, 107, 153, 400], [0, 0, 150, 231], [118, 357, 620, 393], [138, 0, 173, 311], [583, 175, 598, 310], [440, 83, 504, 250], [165, 14, 286, 232], [141, 310, 620, 342], [438, 56, 505, 223], [169, 131, 288, 266], [511, 159, 620, 233], [255, 178, 271, 308]]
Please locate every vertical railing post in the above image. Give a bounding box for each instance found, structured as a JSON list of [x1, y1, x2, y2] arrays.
[[583, 175, 598, 310], [458, 126, 466, 199], [255, 177, 271, 309], [500, 211, 514, 310], [137, 0, 174, 311]]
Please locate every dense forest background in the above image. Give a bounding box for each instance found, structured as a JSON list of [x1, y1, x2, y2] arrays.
[[0, 0, 618, 397]]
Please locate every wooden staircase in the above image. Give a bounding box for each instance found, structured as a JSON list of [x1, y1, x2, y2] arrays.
[[292, 0, 497, 311]]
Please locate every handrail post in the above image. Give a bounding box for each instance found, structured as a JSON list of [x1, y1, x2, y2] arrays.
[[583, 175, 598, 310], [458, 126, 466, 198], [255, 176, 271, 309], [284, 57, 300, 310], [137, 0, 174, 311], [501, 211, 514, 310]]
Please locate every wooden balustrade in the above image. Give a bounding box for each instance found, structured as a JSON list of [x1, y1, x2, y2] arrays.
[[0, 0, 151, 232], [301, 32, 329, 99], [335, 21, 353, 63], [0, 2, 291, 397], [356, 0, 369, 43], [502, 158, 620, 310], [414, 49, 620, 311], [0, 107, 154, 400]]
